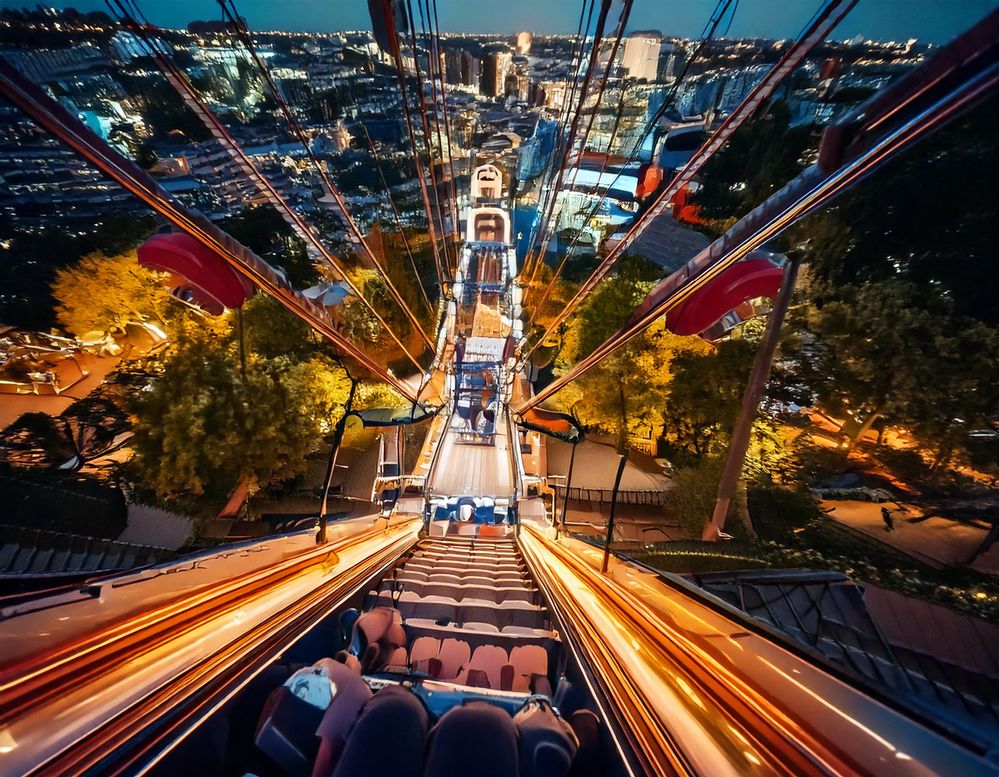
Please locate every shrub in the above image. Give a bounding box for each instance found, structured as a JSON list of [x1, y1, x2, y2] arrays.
[[871, 447, 931, 483], [747, 484, 823, 541], [664, 458, 744, 538], [786, 439, 853, 485]]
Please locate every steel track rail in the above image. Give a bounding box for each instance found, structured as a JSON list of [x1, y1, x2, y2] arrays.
[[29, 528, 419, 777], [0, 520, 419, 776], [518, 524, 997, 776]]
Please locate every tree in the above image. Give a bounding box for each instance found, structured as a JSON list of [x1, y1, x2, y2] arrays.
[[218, 206, 318, 288], [1, 212, 155, 330], [241, 294, 315, 361], [661, 339, 755, 465], [51, 250, 175, 337], [693, 100, 816, 226], [800, 280, 999, 466], [128, 320, 352, 501], [800, 101, 999, 325], [556, 257, 705, 451], [665, 457, 744, 538]]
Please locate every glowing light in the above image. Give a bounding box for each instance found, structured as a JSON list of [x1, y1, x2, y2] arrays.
[[672, 674, 706, 710], [0, 729, 16, 754]]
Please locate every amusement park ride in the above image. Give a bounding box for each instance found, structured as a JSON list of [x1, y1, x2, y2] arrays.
[[0, 2, 997, 775]]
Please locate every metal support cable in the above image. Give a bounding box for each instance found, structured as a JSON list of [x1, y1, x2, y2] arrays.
[[422, 0, 458, 273], [110, 3, 430, 369], [0, 57, 422, 402], [520, 0, 737, 350], [519, 0, 850, 366], [381, 0, 448, 293], [532, 0, 730, 295], [527, 0, 633, 288], [109, 3, 303, 242], [217, 0, 356, 236], [521, 0, 596, 281], [514, 50, 999, 414], [524, 0, 614, 285], [361, 122, 435, 316], [524, 0, 736, 297], [525, 87, 630, 326], [525, 0, 609, 283], [423, 0, 461, 265], [522, 0, 736, 297], [213, 0, 435, 351], [613, 0, 858, 261], [405, 0, 455, 278]]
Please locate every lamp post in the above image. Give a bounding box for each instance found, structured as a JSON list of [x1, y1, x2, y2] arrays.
[[601, 451, 629, 573], [558, 440, 578, 538], [318, 375, 358, 543]]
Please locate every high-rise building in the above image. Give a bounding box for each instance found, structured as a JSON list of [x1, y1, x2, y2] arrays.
[[658, 41, 680, 81], [506, 56, 531, 101], [481, 51, 512, 98], [444, 49, 463, 85], [460, 50, 481, 91], [622, 30, 662, 82]]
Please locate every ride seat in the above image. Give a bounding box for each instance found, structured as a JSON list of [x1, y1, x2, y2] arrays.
[[408, 636, 472, 680], [331, 685, 429, 777], [510, 644, 550, 693], [423, 702, 520, 777], [514, 699, 579, 777], [454, 644, 508, 689], [351, 607, 408, 673]]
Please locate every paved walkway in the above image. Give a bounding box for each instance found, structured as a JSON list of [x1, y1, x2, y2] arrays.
[[823, 500, 998, 575], [427, 411, 514, 498]]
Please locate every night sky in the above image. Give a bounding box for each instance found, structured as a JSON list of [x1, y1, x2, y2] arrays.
[[28, 0, 998, 44]]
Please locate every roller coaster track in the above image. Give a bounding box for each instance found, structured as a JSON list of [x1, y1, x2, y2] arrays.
[[0, 517, 420, 776]]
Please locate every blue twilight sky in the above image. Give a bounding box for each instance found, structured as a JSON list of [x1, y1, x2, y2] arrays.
[[23, 0, 998, 44]]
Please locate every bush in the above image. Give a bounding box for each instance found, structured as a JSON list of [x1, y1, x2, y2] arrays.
[[871, 447, 931, 483], [747, 484, 823, 541], [633, 541, 770, 574], [786, 440, 853, 485], [664, 458, 744, 538]]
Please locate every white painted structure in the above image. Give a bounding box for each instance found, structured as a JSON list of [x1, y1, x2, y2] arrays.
[[471, 163, 504, 202], [466, 206, 512, 244]]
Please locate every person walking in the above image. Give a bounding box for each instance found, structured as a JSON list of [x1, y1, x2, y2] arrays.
[[881, 505, 895, 532]]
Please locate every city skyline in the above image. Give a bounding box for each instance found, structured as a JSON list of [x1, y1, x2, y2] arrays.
[[24, 0, 998, 44], [0, 2, 997, 773]]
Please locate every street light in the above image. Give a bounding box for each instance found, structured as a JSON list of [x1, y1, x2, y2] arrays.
[[600, 451, 629, 574]]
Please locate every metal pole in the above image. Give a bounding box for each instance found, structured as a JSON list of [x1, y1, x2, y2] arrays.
[[559, 441, 578, 537], [703, 256, 801, 541], [318, 377, 358, 543], [601, 451, 629, 573]]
